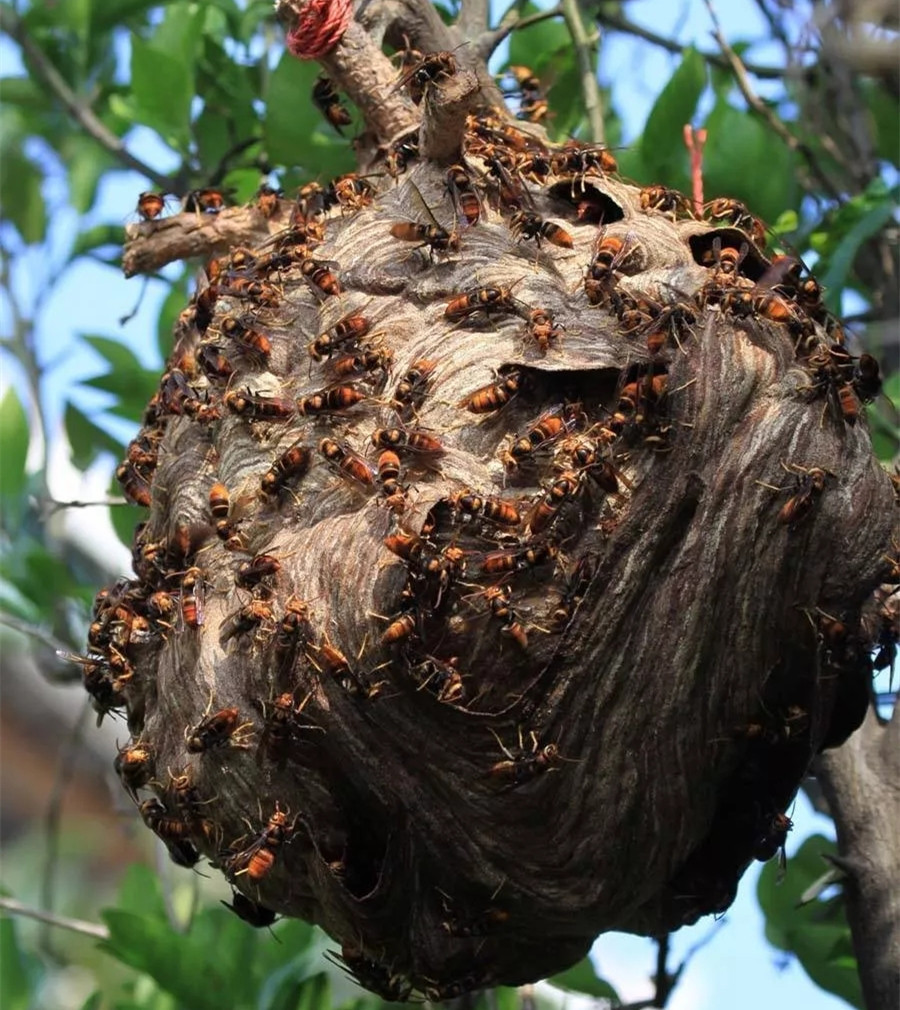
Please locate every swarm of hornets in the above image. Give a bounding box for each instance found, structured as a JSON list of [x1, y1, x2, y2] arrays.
[[90, 45, 897, 1001]]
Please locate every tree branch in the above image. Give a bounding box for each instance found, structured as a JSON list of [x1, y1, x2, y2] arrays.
[[456, 0, 490, 41], [597, 7, 787, 80], [0, 897, 110, 941], [815, 703, 900, 1010], [0, 7, 177, 192], [701, 0, 844, 202], [562, 0, 604, 143], [475, 4, 563, 60]]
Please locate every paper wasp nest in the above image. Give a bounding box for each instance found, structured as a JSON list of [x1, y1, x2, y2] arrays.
[[88, 94, 895, 1000]]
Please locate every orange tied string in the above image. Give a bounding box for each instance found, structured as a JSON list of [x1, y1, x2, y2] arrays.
[[286, 0, 354, 59]]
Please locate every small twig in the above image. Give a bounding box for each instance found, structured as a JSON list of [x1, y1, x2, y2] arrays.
[[683, 125, 707, 213], [701, 0, 843, 202], [0, 897, 110, 941], [39, 700, 93, 955], [597, 7, 786, 80], [475, 3, 563, 59], [653, 933, 675, 1006], [561, 0, 604, 143], [419, 70, 481, 163], [0, 8, 176, 192], [0, 614, 73, 656], [38, 496, 132, 514]]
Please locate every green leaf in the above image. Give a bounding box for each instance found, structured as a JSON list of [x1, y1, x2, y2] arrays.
[[507, 5, 570, 69], [639, 47, 707, 187], [264, 53, 326, 168], [702, 100, 798, 226], [860, 79, 900, 167], [113, 864, 169, 922], [0, 149, 47, 244], [0, 915, 35, 1010], [758, 834, 863, 1008], [82, 335, 146, 374], [100, 910, 228, 1010], [64, 402, 125, 469], [548, 956, 619, 1000], [0, 387, 30, 500], [819, 199, 896, 309]]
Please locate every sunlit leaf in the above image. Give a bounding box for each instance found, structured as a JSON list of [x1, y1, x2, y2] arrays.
[[0, 387, 30, 500], [64, 133, 117, 213], [819, 199, 896, 310], [639, 47, 706, 188], [265, 53, 328, 168], [70, 224, 126, 260], [0, 915, 36, 1010]]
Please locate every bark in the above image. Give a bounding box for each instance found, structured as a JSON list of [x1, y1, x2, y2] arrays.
[[816, 703, 900, 1010], [96, 6, 898, 1002]]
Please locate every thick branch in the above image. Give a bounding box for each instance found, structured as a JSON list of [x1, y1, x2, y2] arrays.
[[815, 705, 900, 1010], [419, 71, 481, 162], [0, 8, 176, 192], [457, 0, 490, 41], [122, 205, 287, 277]]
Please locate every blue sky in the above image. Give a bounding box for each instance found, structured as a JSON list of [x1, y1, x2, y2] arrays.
[[0, 1, 863, 1007]]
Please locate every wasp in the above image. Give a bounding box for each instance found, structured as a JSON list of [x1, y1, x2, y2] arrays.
[[260, 442, 312, 497], [481, 585, 529, 649], [551, 141, 618, 180], [639, 184, 695, 220], [854, 352, 882, 404], [181, 567, 205, 628], [450, 490, 522, 527], [446, 164, 480, 226], [381, 612, 417, 646], [208, 482, 231, 523], [114, 742, 154, 799], [139, 798, 195, 851], [752, 810, 793, 863], [527, 471, 582, 535], [224, 389, 296, 420], [319, 438, 376, 488], [377, 448, 402, 487], [235, 554, 281, 592], [183, 188, 227, 214], [410, 654, 464, 703], [332, 946, 414, 1003], [384, 529, 424, 563], [383, 128, 420, 178], [501, 406, 576, 470], [186, 705, 253, 752], [395, 49, 458, 104], [507, 65, 549, 123], [391, 358, 437, 417], [585, 232, 642, 306], [308, 311, 371, 361], [329, 346, 392, 384], [147, 590, 178, 629], [551, 553, 596, 630], [777, 464, 829, 525], [481, 541, 557, 575], [312, 75, 352, 134], [254, 183, 282, 219], [525, 307, 564, 354], [510, 210, 573, 249], [330, 173, 376, 212], [488, 729, 561, 784], [297, 384, 366, 416], [313, 640, 367, 695], [230, 804, 293, 882], [116, 461, 152, 507], [222, 891, 279, 928], [445, 283, 521, 322], [300, 258, 342, 297], [371, 426, 444, 459], [390, 182, 459, 258], [198, 343, 234, 381], [458, 370, 521, 413], [272, 595, 313, 678], [567, 439, 623, 495], [703, 197, 766, 247], [220, 599, 275, 646], [136, 191, 167, 220], [220, 314, 271, 364]]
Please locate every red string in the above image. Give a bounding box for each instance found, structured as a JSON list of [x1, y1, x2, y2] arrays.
[[286, 0, 354, 59]]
